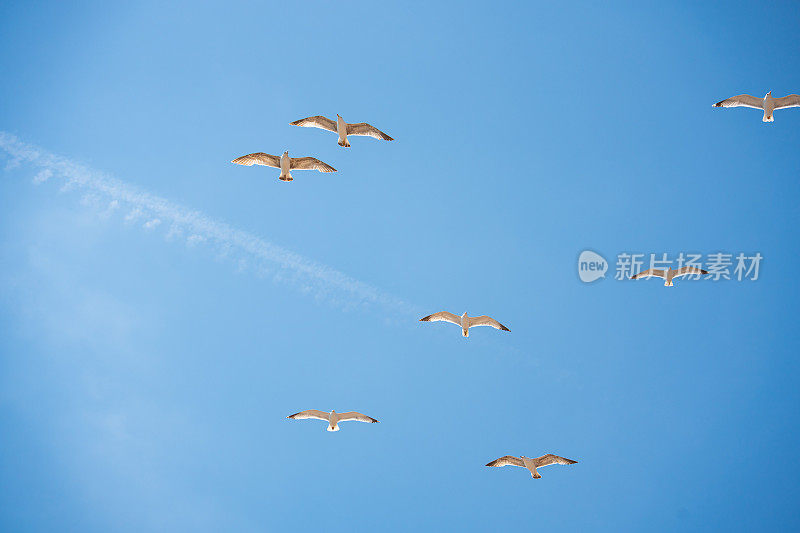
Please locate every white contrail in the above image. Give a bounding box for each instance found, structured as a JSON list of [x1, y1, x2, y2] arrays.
[[0, 132, 418, 316]]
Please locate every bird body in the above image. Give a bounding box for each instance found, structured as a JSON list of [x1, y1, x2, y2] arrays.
[[286, 409, 379, 431], [290, 114, 394, 147], [713, 91, 800, 122], [231, 150, 336, 181], [336, 114, 349, 147], [460, 311, 469, 337], [764, 93, 776, 122], [280, 151, 291, 178], [419, 311, 510, 337], [327, 410, 341, 432], [486, 454, 577, 479], [630, 266, 708, 286]]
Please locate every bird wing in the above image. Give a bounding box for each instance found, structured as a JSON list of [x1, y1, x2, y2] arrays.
[[672, 266, 709, 278], [290, 157, 337, 173], [534, 454, 578, 468], [336, 411, 379, 424], [289, 115, 337, 132], [345, 122, 394, 141], [713, 94, 763, 109], [630, 269, 666, 280], [773, 94, 800, 110], [419, 311, 461, 326], [486, 455, 524, 468], [469, 315, 510, 331], [287, 410, 330, 421], [231, 152, 281, 167]]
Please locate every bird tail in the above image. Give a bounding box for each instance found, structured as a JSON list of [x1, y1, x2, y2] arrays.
[[279, 174, 293, 182], [462, 328, 469, 337], [338, 139, 350, 147]]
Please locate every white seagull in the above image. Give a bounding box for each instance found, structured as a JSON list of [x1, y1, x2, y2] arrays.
[[419, 311, 510, 338], [290, 114, 394, 147], [231, 151, 336, 181], [630, 266, 709, 286], [286, 409, 379, 432], [713, 91, 800, 122], [486, 454, 578, 479]]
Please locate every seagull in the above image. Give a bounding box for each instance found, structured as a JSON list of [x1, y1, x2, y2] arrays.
[[713, 91, 800, 122], [419, 311, 510, 338], [286, 409, 379, 432], [290, 114, 394, 147], [231, 151, 336, 181], [486, 454, 578, 479], [630, 266, 709, 286]]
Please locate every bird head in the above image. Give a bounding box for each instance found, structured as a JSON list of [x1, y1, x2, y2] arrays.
[[767, 91, 772, 97], [462, 311, 468, 318], [283, 150, 289, 155]]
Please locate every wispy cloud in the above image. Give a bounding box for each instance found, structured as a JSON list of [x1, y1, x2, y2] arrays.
[[0, 132, 418, 316]]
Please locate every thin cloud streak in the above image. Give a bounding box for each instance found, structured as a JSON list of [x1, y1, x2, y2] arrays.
[[0, 132, 418, 316]]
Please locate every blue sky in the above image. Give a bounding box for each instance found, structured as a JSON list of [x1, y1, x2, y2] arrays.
[[1, 1, 799, 531]]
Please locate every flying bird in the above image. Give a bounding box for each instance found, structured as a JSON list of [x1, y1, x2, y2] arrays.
[[231, 151, 336, 181], [419, 311, 509, 337], [286, 409, 379, 432], [486, 454, 578, 479], [713, 91, 800, 122], [630, 266, 708, 286], [290, 114, 394, 147]]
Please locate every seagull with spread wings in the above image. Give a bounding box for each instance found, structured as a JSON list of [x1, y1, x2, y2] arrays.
[[231, 150, 336, 181], [713, 91, 800, 122], [486, 454, 578, 479], [290, 114, 394, 147], [419, 311, 509, 338], [286, 409, 379, 432], [630, 266, 709, 286]]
